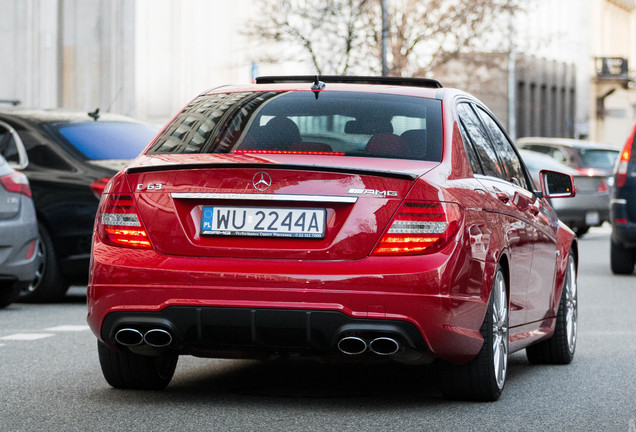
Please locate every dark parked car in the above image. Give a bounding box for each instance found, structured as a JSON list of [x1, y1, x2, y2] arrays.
[[520, 149, 610, 236], [0, 154, 39, 308], [517, 137, 619, 177], [610, 123, 636, 274], [88, 76, 578, 401], [0, 109, 158, 301]]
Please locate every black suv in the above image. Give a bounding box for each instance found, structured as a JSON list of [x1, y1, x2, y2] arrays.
[[610, 124, 636, 274]]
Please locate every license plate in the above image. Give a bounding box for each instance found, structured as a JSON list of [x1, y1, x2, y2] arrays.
[[585, 211, 600, 226], [201, 206, 326, 238]]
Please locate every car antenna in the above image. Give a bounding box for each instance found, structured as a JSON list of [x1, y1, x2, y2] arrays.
[[311, 75, 325, 100], [88, 108, 100, 121]]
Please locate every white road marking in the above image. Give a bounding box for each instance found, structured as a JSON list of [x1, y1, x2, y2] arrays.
[[45, 325, 90, 332], [0, 324, 91, 346], [0, 333, 55, 341]]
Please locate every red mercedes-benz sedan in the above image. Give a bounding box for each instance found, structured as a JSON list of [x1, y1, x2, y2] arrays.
[[88, 76, 578, 401]]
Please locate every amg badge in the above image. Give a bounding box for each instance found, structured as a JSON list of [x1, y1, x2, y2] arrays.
[[348, 188, 398, 197]]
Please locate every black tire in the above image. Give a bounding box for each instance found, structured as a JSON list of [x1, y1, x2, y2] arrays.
[[0, 281, 20, 309], [438, 266, 509, 401], [610, 240, 635, 275], [527, 252, 577, 364], [19, 222, 69, 303], [98, 341, 178, 390]]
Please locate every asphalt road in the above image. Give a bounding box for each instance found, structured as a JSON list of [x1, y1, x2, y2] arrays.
[[1, 226, 634, 431]]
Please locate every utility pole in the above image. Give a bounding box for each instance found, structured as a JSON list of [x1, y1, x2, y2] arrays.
[[507, 1, 517, 140], [381, 0, 389, 76]]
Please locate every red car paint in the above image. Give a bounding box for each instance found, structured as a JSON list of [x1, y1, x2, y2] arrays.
[[88, 78, 577, 396]]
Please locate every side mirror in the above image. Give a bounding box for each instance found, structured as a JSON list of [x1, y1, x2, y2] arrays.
[[540, 169, 575, 198]]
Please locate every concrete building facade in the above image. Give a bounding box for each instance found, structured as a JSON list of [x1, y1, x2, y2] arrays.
[[590, 0, 636, 147], [1, 0, 635, 144]]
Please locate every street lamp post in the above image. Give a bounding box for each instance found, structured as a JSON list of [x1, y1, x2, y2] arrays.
[[381, 0, 389, 76], [507, 1, 516, 140]]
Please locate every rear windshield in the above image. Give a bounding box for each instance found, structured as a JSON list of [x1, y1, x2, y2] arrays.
[[53, 121, 158, 160], [148, 91, 443, 161], [579, 149, 619, 170]]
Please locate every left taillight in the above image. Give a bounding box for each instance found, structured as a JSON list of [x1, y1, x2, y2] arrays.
[[0, 172, 32, 198], [372, 201, 463, 255], [96, 194, 152, 249]]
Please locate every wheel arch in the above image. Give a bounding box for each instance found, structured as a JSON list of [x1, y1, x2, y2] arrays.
[[553, 224, 578, 314], [497, 253, 511, 303]]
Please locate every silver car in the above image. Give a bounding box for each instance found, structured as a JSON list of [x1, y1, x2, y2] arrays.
[[0, 154, 39, 308], [520, 149, 610, 236], [517, 137, 619, 177]]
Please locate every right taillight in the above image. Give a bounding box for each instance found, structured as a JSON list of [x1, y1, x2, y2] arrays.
[[0, 171, 32, 198], [616, 127, 634, 188], [96, 194, 151, 248], [373, 201, 463, 255]]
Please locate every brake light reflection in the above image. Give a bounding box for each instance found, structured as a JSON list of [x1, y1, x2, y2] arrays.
[[232, 150, 345, 156]]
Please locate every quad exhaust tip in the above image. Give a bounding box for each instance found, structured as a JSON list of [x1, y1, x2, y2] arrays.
[[143, 329, 173, 348], [114, 328, 144, 346], [114, 328, 173, 348], [337, 336, 368, 355], [337, 335, 402, 356], [369, 337, 401, 356]]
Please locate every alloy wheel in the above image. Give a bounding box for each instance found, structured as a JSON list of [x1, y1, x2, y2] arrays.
[[492, 270, 509, 390], [564, 255, 578, 354]]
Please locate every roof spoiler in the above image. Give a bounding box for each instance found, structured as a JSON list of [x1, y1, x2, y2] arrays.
[[255, 75, 443, 89]]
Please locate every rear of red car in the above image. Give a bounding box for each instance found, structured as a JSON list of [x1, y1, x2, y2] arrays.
[[88, 79, 492, 390]]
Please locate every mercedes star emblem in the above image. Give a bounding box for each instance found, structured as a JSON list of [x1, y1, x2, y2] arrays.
[[252, 172, 272, 191]]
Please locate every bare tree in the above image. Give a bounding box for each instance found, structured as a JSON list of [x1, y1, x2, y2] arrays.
[[246, 0, 376, 75], [246, 0, 520, 77]]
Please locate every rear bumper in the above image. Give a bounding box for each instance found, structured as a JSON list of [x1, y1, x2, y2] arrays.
[[101, 307, 428, 358], [0, 199, 39, 284], [88, 239, 490, 364]]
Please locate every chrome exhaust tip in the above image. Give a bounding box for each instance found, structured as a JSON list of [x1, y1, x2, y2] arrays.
[[369, 337, 401, 356], [143, 329, 173, 348], [114, 328, 144, 346], [337, 336, 368, 355]]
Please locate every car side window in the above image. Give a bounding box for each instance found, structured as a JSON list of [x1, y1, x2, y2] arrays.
[[475, 107, 529, 190], [522, 144, 544, 154], [524, 144, 567, 164], [458, 121, 483, 174], [456, 103, 505, 178], [0, 124, 20, 165], [18, 130, 72, 171], [550, 148, 568, 164]]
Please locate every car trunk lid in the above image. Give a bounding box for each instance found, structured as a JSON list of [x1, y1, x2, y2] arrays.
[[124, 154, 436, 260]]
